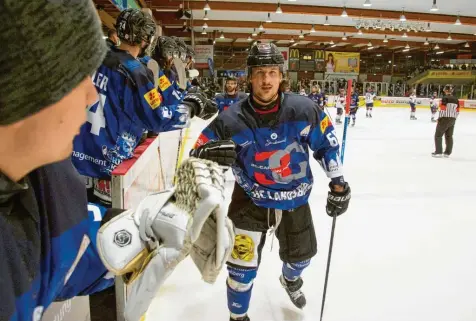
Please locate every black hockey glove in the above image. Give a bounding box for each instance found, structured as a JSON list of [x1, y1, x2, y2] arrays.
[[326, 182, 351, 217], [190, 140, 236, 167], [182, 93, 218, 120]]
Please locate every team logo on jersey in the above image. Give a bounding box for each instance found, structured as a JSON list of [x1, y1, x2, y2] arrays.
[[231, 234, 255, 262], [144, 88, 163, 109], [320, 115, 331, 133], [158, 75, 171, 92], [114, 229, 132, 247], [270, 133, 278, 140]]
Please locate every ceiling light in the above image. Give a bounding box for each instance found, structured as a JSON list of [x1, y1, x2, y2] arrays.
[[405, 43, 410, 49], [324, 16, 330, 26], [367, 41, 372, 46], [220, 32, 225, 39], [288, 0, 297, 1], [436, 51, 444, 54], [203, 11, 209, 20], [368, 46, 374, 50], [203, 0, 211, 11], [434, 43, 440, 49], [424, 38, 429, 45], [213, 39, 216, 45], [342, 33, 347, 40], [455, 15, 462, 25], [276, 3, 283, 14], [330, 44, 337, 48], [341, 7, 348, 17], [330, 40, 335, 45], [430, 0, 439, 11], [247, 35, 252, 41], [465, 42, 470, 48], [252, 28, 257, 36], [299, 31, 304, 38], [310, 24, 316, 33], [290, 38, 295, 43], [201, 28, 206, 35], [402, 32, 408, 38], [259, 22, 264, 31], [266, 13, 272, 23], [358, 29, 363, 35], [447, 33, 452, 41], [203, 22, 208, 28], [383, 35, 388, 43], [400, 8, 406, 22], [426, 23, 431, 32], [363, 0, 372, 7]]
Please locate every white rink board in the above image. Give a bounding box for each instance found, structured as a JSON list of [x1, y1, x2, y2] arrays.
[[144, 108, 476, 321]]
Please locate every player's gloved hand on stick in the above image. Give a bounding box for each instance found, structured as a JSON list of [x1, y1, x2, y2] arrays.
[[182, 92, 218, 120], [191, 140, 237, 167], [326, 182, 351, 217]]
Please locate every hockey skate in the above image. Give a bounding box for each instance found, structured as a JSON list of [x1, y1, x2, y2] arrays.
[[279, 275, 306, 309], [431, 152, 443, 158], [230, 315, 250, 321]]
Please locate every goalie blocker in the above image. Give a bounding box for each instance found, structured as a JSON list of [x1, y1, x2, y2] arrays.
[[96, 158, 235, 321]]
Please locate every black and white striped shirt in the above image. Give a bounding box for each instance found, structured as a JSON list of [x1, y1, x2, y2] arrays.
[[439, 96, 460, 119]]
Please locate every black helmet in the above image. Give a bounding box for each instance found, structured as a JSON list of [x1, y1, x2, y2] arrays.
[[115, 9, 156, 45], [246, 42, 284, 76], [444, 84, 454, 94], [153, 36, 178, 63], [186, 45, 195, 58], [170, 36, 188, 62]]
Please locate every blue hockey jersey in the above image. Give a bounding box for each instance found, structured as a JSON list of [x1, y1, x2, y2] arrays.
[[72, 47, 189, 178], [308, 93, 327, 107], [350, 93, 359, 108], [215, 92, 248, 113], [194, 93, 343, 210], [0, 159, 113, 321]]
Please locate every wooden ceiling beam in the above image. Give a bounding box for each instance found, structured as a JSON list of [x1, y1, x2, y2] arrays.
[[167, 30, 462, 50], [153, 1, 476, 26]]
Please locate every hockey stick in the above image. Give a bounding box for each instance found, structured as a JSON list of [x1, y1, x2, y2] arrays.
[[320, 79, 353, 321]]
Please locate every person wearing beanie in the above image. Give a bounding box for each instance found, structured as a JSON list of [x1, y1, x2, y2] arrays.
[[0, 2, 220, 321], [72, 8, 217, 205]]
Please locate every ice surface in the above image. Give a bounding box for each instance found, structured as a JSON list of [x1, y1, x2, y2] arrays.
[[146, 108, 476, 321]]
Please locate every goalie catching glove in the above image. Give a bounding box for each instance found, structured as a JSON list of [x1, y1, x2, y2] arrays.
[[96, 158, 234, 321]]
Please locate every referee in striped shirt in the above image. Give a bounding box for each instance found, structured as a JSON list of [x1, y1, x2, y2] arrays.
[[432, 85, 460, 158]]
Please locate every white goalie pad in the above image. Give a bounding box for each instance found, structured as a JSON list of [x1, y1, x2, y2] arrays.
[[96, 157, 233, 321]]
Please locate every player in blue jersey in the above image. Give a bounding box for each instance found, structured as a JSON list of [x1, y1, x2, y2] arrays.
[[350, 88, 359, 126], [215, 76, 249, 113], [190, 43, 352, 321], [308, 85, 327, 108], [72, 9, 217, 204]]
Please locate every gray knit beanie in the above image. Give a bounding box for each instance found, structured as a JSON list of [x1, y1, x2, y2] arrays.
[[0, 0, 107, 125]]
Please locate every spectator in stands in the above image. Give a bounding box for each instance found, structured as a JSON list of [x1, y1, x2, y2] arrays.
[[280, 79, 291, 92], [106, 29, 119, 48]]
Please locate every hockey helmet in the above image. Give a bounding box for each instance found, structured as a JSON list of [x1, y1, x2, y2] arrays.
[[186, 45, 195, 59], [246, 42, 284, 76], [443, 84, 454, 94], [170, 36, 188, 62], [115, 9, 156, 46], [153, 36, 178, 65]]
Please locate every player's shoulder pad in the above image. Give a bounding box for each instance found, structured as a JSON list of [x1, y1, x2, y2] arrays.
[[215, 93, 225, 100], [281, 92, 318, 122], [238, 92, 249, 100]]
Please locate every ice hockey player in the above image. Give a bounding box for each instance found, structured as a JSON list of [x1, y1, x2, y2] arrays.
[[72, 9, 217, 205], [349, 88, 359, 126], [190, 42, 352, 321], [432, 85, 460, 158], [409, 89, 417, 120], [215, 76, 249, 113], [335, 87, 346, 124], [308, 85, 327, 108], [0, 2, 231, 321], [430, 91, 439, 122], [365, 87, 376, 118]]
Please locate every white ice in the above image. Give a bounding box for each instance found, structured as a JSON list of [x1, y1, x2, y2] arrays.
[[147, 107, 476, 321]]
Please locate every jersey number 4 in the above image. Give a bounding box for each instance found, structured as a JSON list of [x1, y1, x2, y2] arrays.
[[87, 93, 107, 136]]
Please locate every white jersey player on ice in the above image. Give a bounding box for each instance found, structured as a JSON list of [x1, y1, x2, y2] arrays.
[[365, 87, 376, 118], [409, 89, 417, 120], [335, 87, 346, 124], [430, 91, 439, 122]]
